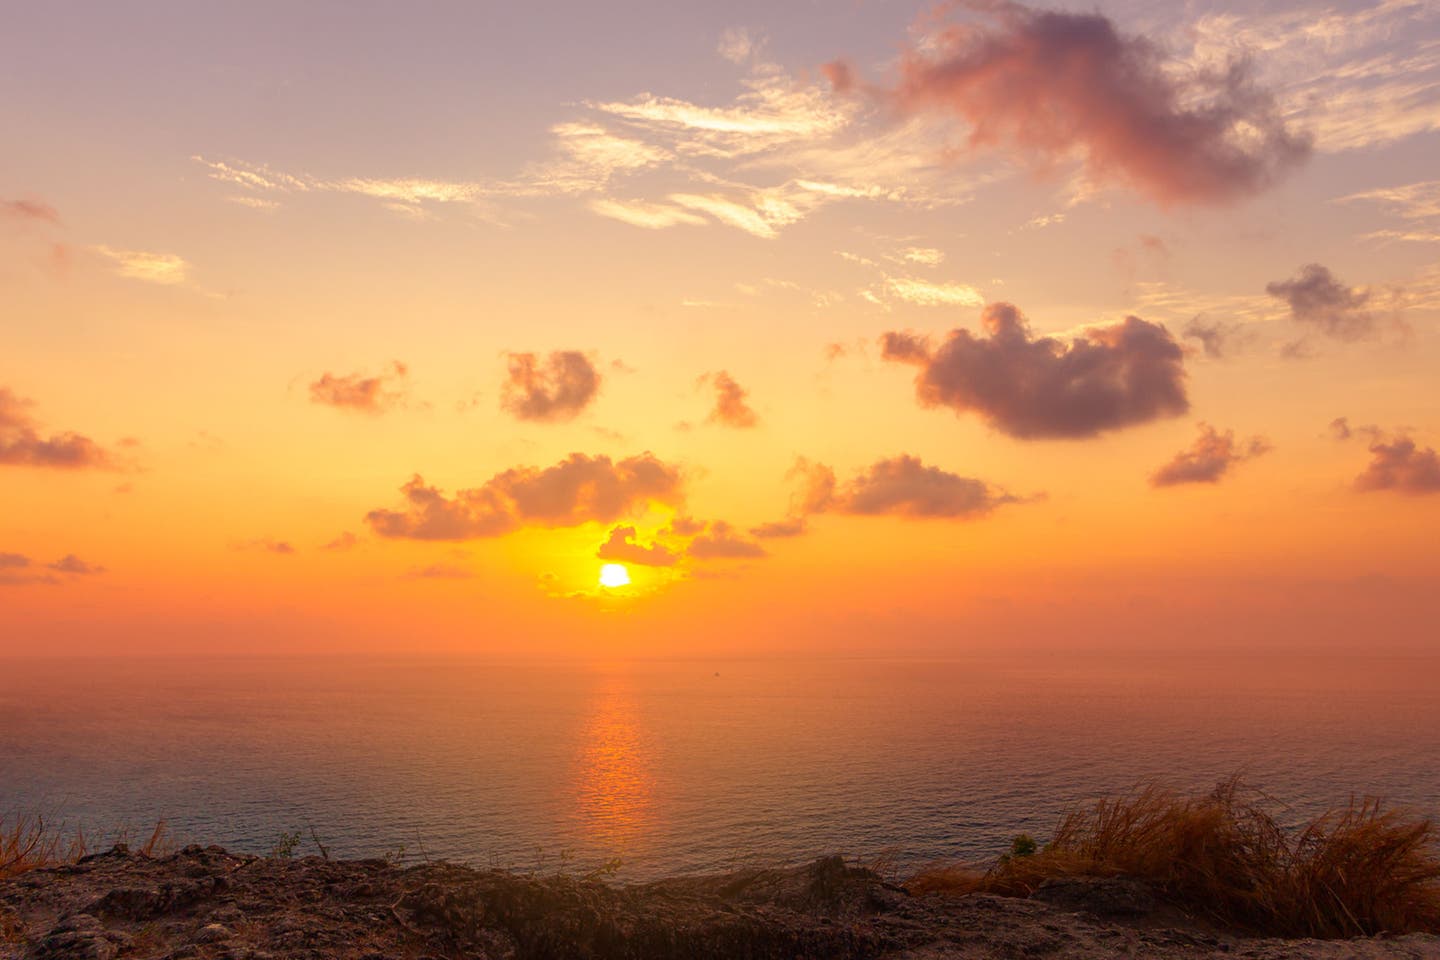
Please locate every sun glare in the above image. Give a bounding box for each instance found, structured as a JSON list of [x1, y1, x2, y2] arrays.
[[599, 563, 631, 589]]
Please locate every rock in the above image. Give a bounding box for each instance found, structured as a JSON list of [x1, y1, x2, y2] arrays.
[[3, 844, 1437, 960], [86, 878, 215, 920], [23, 914, 130, 960], [1032, 876, 1158, 920], [84, 885, 164, 920], [210, 905, 244, 924]]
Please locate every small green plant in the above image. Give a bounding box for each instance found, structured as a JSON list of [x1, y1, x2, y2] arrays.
[[1010, 834, 1038, 858], [268, 831, 302, 860]]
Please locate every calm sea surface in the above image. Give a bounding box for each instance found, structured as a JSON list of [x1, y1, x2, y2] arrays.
[[2, 656, 1437, 879]]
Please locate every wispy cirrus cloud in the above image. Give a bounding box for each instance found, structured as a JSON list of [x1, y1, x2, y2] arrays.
[[1338, 179, 1440, 221], [227, 195, 282, 211], [900, 247, 944, 266], [1337, 180, 1440, 244], [92, 245, 189, 285], [195, 156, 309, 193], [587, 198, 707, 229], [192, 32, 984, 240], [587, 70, 850, 159], [884, 277, 984, 307], [1130, 282, 1279, 329], [1181, 1, 1440, 153], [192, 118, 668, 221], [837, 246, 984, 311]]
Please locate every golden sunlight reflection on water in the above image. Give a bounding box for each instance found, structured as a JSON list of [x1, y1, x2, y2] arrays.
[[573, 673, 656, 849]]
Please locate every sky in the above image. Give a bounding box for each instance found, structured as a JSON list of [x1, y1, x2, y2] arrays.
[[2, 0, 1438, 657]]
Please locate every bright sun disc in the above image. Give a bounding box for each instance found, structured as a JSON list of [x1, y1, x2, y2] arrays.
[[598, 563, 631, 588]]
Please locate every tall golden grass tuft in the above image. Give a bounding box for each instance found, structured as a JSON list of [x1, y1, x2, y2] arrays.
[[0, 814, 84, 880], [1, 813, 170, 880], [907, 777, 1440, 938]]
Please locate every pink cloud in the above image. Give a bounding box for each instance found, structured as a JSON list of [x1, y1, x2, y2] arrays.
[[1265, 264, 1378, 342], [1, 199, 60, 224], [895, 1, 1309, 206], [821, 60, 856, 94], [1354, 435, 1440, 495], [308, 362, 408, 413], [882, 303, 1188, 439], [782, 455, 1027, 524], [1150, 423, 1271, 487], [0, 388, 114, 470], [500, 351, 602, 423], [704, 371, 759, 428]]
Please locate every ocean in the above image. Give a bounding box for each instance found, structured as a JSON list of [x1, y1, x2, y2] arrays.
[[2, 655, 1437, 879]]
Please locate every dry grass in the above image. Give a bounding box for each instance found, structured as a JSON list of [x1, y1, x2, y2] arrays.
[[1, 812, 168, 880], [0, 813, 83, 880], [907, 777, 1440, 938]]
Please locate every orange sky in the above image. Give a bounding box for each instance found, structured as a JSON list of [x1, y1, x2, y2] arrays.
[[2, 0, 1438, 657]]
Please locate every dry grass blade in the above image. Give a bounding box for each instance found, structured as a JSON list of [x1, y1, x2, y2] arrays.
[[0, 814, 67, 880], [1, 813, 169, 880], [906, 777, 1440, 938]]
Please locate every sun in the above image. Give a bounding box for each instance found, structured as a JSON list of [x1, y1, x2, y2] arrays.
[[598, 563, 631, 589]]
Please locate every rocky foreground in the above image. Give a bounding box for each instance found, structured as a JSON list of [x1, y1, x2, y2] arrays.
[[2, 845, 1436, 960]]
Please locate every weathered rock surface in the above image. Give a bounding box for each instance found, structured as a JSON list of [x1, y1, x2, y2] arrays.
[[1, 845, 1436, 959]]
